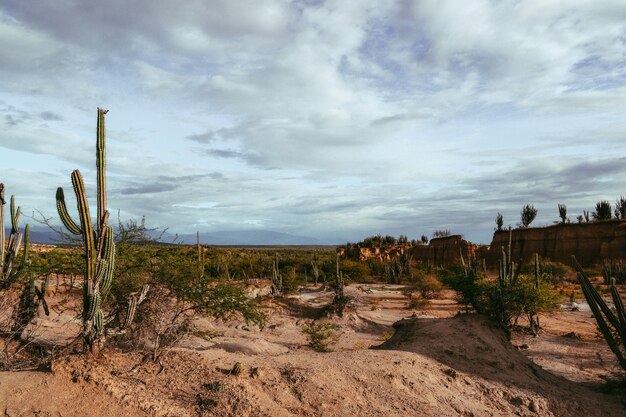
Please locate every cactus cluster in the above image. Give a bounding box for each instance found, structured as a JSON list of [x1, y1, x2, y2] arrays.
[[492, 228, 521, 330], [0, 187, 28, 289], [601, 259, 626, 285], [0, 185, 50, 336], [572, 256, 626, 371]]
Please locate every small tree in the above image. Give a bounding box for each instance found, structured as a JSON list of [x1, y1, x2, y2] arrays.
[[432, 229, 451, 238], [420, 235, 428, 244], [593, 200, 612, 221], [557, 204, 567, 223], [520, 204, 537, 228], [495, 213, 503, 231], [615, 196, 626, 219]]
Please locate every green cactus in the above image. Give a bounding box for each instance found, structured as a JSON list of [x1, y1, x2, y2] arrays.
[[56, 108, 116, 351], [572, 256, 626, 371], [56, 108, 147, 351], [230, 362, 244, 376], [0, 185, 31, 290]]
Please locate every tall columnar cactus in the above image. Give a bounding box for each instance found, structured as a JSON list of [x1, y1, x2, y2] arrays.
[[271, 256, 282, 296], [572, 256, 626, 371], [56, 108, 145, 351], [0, 186, 30, 290]]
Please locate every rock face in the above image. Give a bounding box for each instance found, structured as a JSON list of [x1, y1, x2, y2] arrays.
[[411, 235, 484, 266], [340, 236, 485, 266], [487, 220, 626, 267], [340, 245, 412, 262]]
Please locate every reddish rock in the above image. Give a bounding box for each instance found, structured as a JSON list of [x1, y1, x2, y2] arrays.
[[487, 220, 626, 267], [411, 235, 484, 266]]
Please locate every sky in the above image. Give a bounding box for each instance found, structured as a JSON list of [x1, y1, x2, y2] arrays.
[[1, 0, 626, 244]]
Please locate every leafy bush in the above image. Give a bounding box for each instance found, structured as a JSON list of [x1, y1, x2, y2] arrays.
[[615, 196, 626, 219], [441, 265, 560, 332], [301, 322, 340, 352], [483, 273, 560, 332], [520, 204, 537, 228], [593, 200, 612, 221], [557, 204, 567, 223], [495, 213, 503, 231]]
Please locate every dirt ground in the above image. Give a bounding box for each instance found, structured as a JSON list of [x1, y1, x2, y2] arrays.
[[1, 282, 625, 416]]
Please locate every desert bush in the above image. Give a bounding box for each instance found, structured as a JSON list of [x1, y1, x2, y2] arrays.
[[405, 293, 429, 309], [520, 204, 537, 228], [301, 322, 340, 352], [407, 268, 443, 299], [340, 260, 370, 282], [441, 260, 559, 334], [615, 196, 626, 219], [432, 229, 451, 238], [593, 200, 612, 221], [557, 204, 567, 223], [601, 259, 626, 285], [495, 213, 503, 231], [483, 273, 560, 332], [439, 264, 486, 312]]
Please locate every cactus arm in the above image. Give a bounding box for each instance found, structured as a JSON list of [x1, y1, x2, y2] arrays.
[[96, 108, 107, 229], [98, 226, 115, 296], [21, 224, 29, 266], [577, 271, 626, 368], [2, 232, 22, 281], [95, 210, 110, 263], [10, 195, 20, 234], [85, 293, 101, 321], [71, 170, 96, 290], [0, 183, 5, 272], [609, 278, 626, 344], [572, 257, 620, 329], [56, 188, 82, 235]]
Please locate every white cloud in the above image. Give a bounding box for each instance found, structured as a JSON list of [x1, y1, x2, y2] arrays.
[[1, 1, 626, 243]]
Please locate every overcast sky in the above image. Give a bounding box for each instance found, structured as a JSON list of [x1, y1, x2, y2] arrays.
[[1, 1, 626, 244]]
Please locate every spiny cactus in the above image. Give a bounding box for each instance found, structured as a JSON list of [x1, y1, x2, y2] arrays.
[[230, 362, 244, 376], [14, 274, 50, 336], [271, 256, 282, 296], [0, 186, 30, 290], [601, 259, 626, 285], [492, 227, 521, 331], [332, 253, 347, 315], [572, 256, 626, 371], [56, 108, 146, 351]]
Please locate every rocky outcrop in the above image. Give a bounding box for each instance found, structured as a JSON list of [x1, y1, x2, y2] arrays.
[[339, 236, 485, 266], [487, 220, 626, 267], [340, 245, 411, 262], [411, 235, 485, 266]]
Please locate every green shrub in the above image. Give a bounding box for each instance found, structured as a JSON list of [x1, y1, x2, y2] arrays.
[[520, 204, 537, 228], [301, 322, 340, 352], [593, 200, 612, 221]]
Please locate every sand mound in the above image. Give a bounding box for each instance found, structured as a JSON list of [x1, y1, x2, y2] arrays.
[[212, 338, 290, 355], [2, 314, 622, 417]]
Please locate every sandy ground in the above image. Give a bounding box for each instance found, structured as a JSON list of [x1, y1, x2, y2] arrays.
[[0, 282, 625, 416]]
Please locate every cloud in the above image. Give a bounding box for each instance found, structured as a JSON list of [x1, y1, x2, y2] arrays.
[[1, 1, 626, 243]]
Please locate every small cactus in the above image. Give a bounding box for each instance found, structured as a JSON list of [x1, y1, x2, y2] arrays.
[[230, 362, 244, 376], [0, 186, 31, 291]]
